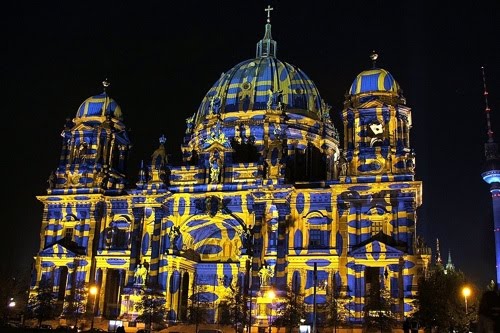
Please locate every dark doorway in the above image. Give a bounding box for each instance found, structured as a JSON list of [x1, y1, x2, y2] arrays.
[[103, 269, 124, 318], [179, 272, 190, 321], [365, 267, 381, 304], [56, 266, 68, 313]]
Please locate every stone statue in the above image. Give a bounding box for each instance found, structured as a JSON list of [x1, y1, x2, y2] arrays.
[[267, 89, 283, 110], [258, 264, 274, 286], [151, 135, 167, 169], [321, 100, 332, 121], [75, 142, 88, 164], [169, 226, 180, 250], [209, 95, 222, 115], [209, 154, 221, 183], [47, 172, 56, 189], [338, 153, 348, 177], [134, 264, 148, 285], [273, 123, 284, 139], [185, 114, 195, 134]]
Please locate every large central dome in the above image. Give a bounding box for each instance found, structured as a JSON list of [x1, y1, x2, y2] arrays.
[[182, 19, 339, 176], [194, 56, 323, 125], [193, 22, 323, 126]]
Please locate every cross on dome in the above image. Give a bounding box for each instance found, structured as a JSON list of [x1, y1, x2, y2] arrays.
[[265, 5, 273, 23]]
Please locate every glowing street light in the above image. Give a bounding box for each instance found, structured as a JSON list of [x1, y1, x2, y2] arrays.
[[6, 298, 15, 322], [8, 298, 16, 308], [89, 285, 98, 330], [462, 286, 471, 314]]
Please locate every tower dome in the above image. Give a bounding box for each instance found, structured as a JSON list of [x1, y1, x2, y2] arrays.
[[349, 67, 400, 95], [345, 52, 405, 108], [75, 92, 122, 123], [74, 80, 123, 126]]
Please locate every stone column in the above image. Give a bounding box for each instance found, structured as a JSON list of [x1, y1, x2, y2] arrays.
[[98, 268, 108, 316]]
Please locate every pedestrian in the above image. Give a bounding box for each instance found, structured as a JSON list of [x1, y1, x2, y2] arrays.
[[403, 317, 410, 333], [116, 325, 125, 333]]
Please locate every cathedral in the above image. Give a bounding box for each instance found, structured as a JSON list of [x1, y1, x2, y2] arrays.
[[31, 8, 431, 329]]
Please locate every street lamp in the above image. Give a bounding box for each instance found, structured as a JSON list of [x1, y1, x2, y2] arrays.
[[7, 298, 15, 322], [89, 285, 98, 330], [462, 286, 471, 314], [8, 298, 15, 308]]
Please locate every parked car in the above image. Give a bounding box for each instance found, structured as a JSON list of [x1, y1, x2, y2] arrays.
[[39, 324, 53, 329]]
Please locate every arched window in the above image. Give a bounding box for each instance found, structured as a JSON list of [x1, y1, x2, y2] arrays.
[[107, 217, 131, 250]]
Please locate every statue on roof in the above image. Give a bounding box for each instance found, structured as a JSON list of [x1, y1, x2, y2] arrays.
[[203, 121, 231, 148], [338, 152, 348, 177], [185, 113, 195, 134], [168, 226, 181, 250], [47, 171, 56, 189], [267, 89, 283, 110], [151, 135, 168, 169], [209, 94, 222, 115], [209, 151, 222, 184], [321, 100, 332, 121]]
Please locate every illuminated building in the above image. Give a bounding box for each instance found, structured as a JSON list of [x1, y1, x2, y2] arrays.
[[31, 7, 431, 327], [480, 67, 500, 285]]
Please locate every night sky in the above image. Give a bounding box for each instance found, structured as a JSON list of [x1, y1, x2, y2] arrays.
[[3, 1, 499, 289]]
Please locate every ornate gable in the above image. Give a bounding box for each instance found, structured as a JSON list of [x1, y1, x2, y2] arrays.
[[349, 239, 403, 260]]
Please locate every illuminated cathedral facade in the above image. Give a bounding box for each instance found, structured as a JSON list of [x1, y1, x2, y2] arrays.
[[31, 11, 431, 328]]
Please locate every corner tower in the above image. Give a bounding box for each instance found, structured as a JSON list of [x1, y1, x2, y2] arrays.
[[49, 80, 131, 193], [333, 52, 429, 321], [341, 52, 414, 182], [32, 81, 132, 316]]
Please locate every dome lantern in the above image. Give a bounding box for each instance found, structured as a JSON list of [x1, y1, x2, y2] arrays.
[[256, 5, 277, 58]]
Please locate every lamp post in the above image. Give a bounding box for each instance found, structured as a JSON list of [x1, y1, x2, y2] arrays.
[[312, 263, 317, 333], [7, 298, 15, 322], [89, 285, 98, 330], [462, 286, 471, 314]]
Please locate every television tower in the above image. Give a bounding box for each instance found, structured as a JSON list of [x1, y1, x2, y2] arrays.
[[480, 66, 500, 285]]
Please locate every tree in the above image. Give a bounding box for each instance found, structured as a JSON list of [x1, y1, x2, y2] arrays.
[[0, 266, 30, 324], [273, 287, 307, 333], [325, 294, 351, 330], [63, 280, 89, 329], [134, 289, 167, 331], [412, 266, 478, 332], [26, 276, 57, 328], [187, 283, 209, 332], [363, 287, 398, 333], [219, 281, 248, 333]]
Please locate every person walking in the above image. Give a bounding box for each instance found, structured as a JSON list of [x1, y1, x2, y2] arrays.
[[403, 317, 411, 333]]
